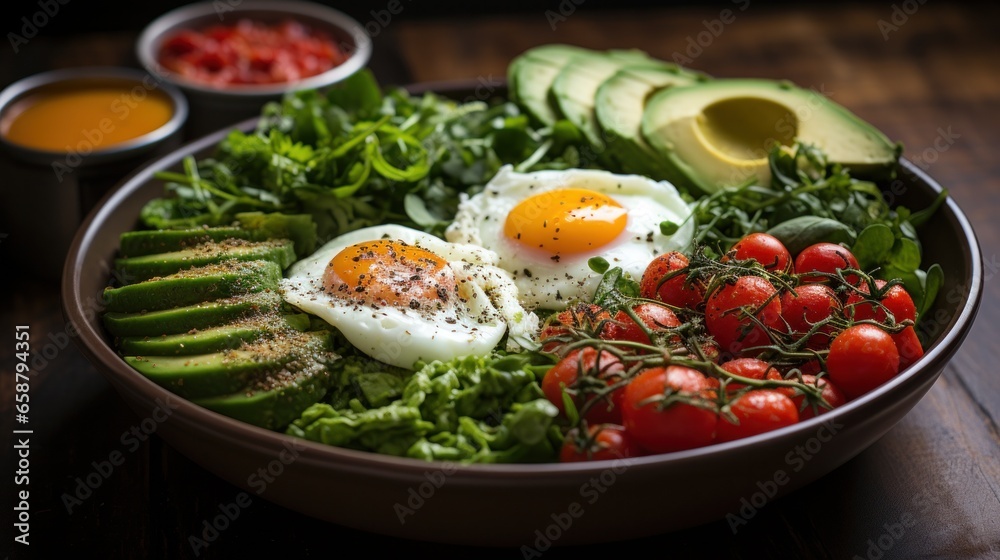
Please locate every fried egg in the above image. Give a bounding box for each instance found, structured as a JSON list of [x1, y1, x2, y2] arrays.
[[446, 165, 693, 309], [279, 225, 537, 369]]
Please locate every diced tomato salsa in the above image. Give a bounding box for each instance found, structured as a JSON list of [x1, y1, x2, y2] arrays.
[[157, 19, 348, 86]]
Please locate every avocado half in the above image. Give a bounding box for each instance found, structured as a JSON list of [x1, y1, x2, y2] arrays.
[[641, 79, 901, 193]]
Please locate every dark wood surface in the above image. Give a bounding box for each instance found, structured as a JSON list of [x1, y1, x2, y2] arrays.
[[2, 3, 999, 559]]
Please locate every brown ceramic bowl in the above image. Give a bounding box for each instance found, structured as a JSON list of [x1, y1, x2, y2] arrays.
[[62, 84, 982, 547]]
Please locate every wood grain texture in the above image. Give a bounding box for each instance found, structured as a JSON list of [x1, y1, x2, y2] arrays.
[[2, 3, 998, 559]]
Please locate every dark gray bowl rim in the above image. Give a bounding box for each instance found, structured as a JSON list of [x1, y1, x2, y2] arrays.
[[136, 0, 373, 98], [62, 81, 983, 480], [0, 67, 189, 165]]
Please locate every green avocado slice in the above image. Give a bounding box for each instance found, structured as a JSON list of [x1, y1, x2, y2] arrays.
[[103, 291, 282, 338], [193, 360, 332, 430], [550, 50, 659, 151], [114, 239, 296, 284], [119, 313, 310, 356], [508, 44, 593, 126], [595, 64, 706, 180], [119, 227, 253, 258], [103, 259, 282, 314], [125, 330, 333, 400]]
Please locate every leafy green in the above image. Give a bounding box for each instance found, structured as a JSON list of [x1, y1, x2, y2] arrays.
[[287, 353, 559, 463], [590, 265, 641, 313], [145, 70, 589, 242]]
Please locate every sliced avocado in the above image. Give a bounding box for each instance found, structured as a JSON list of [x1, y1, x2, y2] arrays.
[[193, 360, 332, 429], [119, 313, 310, 356], [115, 239, 296, 284], [550, 51, 663, 151], [119, 227, 252, 258], [125, 330, 333, 399], [235, 212, 317, 257], [595, 64, 706, 180], [508, 44, 592, 126], [103, 289, 282, 338], [103, 259, 282, 314], [641, 79, 901, 193]]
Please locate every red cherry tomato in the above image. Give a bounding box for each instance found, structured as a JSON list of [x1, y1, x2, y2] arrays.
[[539, 303, 612, 352], [794, 243, 860, 284], [640, 252, 704, 310], [778, 374, 847, 419], [845, 279, 917, 325], [542, 348, 626, 424], [560, 424, 641, 462], [781, 284, 842, 349], [728, 233, 792, 272], [698, 340, 722, 363], [720, 358, 783, 391], [603, 303, 682, 347], [705, 276, 783, 357], [622, 366, 717, 453], [826, 324, 900, 400], [716, 390, 799, 443], [892, 326, 924, 369]]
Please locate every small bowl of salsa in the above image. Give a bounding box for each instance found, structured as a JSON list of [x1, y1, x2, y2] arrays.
[[137, 1, 372, 136], [0, 67, 188, 278]]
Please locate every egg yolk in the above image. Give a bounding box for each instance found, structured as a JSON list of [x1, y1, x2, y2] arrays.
[[323, 240, 456, 310], [503, 188, 628, 257]]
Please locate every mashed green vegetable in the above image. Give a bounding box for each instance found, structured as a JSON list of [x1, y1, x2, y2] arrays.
[[286, 354, 561, 463]]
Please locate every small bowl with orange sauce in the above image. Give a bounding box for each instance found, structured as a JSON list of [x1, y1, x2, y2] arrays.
[[0, 67, 187, 278]]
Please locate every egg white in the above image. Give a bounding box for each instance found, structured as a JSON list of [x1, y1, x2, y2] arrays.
[[445, 165, 694, 309], [280, 224, 537, 369]]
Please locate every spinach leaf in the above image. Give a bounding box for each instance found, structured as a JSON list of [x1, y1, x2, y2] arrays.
[[767, 216, 856, 255]]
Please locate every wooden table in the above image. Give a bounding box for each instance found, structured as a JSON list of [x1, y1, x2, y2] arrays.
[[2, 3, 998, 558]]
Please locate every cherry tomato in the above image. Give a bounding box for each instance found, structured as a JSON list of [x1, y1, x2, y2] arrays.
[[716, 390, 799, 443], [720, 358, 783, 391], [778, 374, 846, 419], [560, 424, 641, 462], [640, 252, 704, 310], [622, 366, 717, 453], [698, 340, 722, 363], [705, 276, 783, 357], [794, 243, 860, 284], [728, 233, 792, 272], [780, 284, 841, 349], [826, 324, 900, 400], [892, 326, 924, 369], [845, 279, 917, 325], [539, 303, 611, 352], [542, 348, 626, 424], [603, 303, 682, 347]]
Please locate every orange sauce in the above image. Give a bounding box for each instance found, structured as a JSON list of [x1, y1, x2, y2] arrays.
[[1, 81, 174, 152]]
